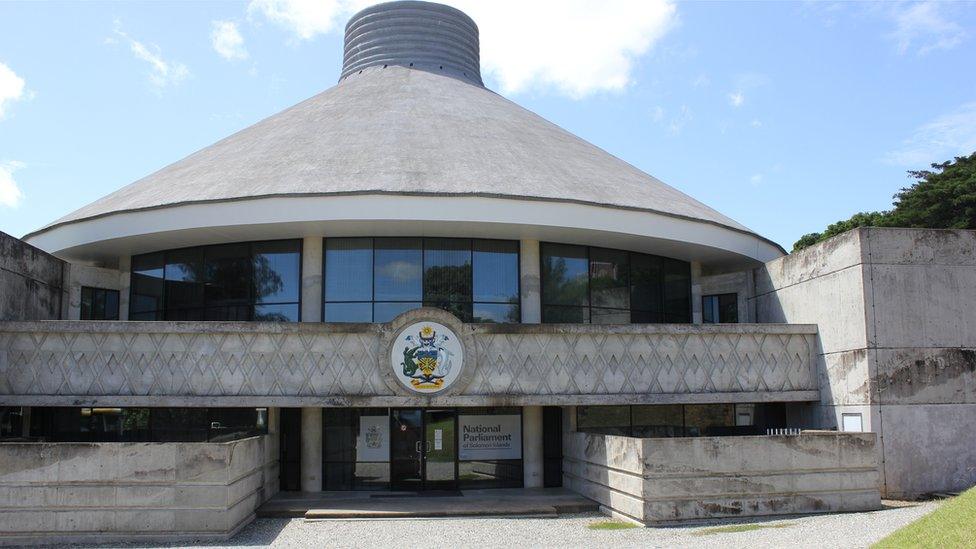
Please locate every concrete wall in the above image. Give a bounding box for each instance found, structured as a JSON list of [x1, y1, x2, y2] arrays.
[[0, 320, 819, 407], [0, 231, 66, 321], [563, 430, 880, 524], [700, 270, 755, 322], [755, 228, 976, 498], [66, 264, 123, 320], [0, 434, 279, 545]]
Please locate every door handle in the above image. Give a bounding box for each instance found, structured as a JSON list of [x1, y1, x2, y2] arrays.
[[426, 440, 431, 452], [415, 441, 421, 454]]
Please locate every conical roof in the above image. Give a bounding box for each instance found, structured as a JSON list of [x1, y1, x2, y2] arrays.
[[26, 1, 782, 259]]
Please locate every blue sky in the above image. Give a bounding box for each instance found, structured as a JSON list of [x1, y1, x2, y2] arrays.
[[1, 1, 975, 250]]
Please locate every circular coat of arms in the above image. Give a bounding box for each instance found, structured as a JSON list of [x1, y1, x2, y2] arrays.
[[390, 321, 464, 394]]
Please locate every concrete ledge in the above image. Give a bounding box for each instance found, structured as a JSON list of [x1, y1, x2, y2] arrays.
[[0, 319, 819, 406], [563, 431, 882, 524], [0, 435, 278, 545]]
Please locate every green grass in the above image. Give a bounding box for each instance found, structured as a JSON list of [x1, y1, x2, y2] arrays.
[[692, 522, 795, 536], [874, 487, 976, 549], [587, 520, 639, 530]]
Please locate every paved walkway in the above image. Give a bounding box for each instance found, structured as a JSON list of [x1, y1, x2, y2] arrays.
[[257, 488, 599, 519], [70, 499, 939, 548]]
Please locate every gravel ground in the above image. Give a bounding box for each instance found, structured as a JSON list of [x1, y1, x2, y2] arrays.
[[64, 500, 940, 549]]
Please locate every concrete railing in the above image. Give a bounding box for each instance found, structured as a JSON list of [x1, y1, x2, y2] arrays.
[[563, 430, 881, 524], [0, 320, 819, 406], [0, 434, 278, 545]]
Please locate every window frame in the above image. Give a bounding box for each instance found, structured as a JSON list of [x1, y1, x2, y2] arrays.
[[322, 237, 522, 323], [702, 292, 738, 324], [128, 239, 303, 322], [80, 286, 121, 320], [539, 243, 692, 324]]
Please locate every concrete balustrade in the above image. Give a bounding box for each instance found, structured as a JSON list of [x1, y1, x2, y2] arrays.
[[562, 429, 881, 525], [0, 434, 278, 545]]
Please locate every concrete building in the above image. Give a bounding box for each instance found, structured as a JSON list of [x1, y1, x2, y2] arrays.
[[0, 1, 971, 543]]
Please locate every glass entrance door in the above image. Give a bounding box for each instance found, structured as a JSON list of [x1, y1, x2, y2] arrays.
[[390, 408, 457, 491], [423, 409, 457, 490], [391, 409, 423, 490]]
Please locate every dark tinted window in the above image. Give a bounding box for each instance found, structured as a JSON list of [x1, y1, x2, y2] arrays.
[[325, 238, 520, 323], [253, 241, 301, 304], [374, 238, 423, 302], [129, 240, 301, 322], [80, 287, 120, 320], [663, 258, 691, 323], [541, 243, 690, 324], [26, 407, 266, 442], [703, 293, 738, 323], [130, 252, 164, 319]]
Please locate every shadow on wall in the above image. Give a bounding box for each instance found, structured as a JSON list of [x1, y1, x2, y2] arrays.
[[0, 231, 67, 321]]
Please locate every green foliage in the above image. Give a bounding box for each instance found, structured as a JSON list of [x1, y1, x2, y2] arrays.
[[792, 152, 976, 252], [587, 520, 639, 530], [692, 522, 795, 536], [873, 487, 976, 548]]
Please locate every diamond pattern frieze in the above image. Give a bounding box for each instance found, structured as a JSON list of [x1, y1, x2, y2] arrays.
[[0, 324, 816, 400]]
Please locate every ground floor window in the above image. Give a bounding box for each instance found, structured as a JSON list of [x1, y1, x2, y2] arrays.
[[18, 407, 267, 442], [702, 293, 738, 323], [576, 403, 787, 437], [321, 407, 523, 491], [80, 286, 120, 320]]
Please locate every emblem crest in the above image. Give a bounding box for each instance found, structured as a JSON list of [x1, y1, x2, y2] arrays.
[[389, 320, 464, 394]]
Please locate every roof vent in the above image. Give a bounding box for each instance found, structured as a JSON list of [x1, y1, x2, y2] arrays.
[[340, 1, 483, 86]]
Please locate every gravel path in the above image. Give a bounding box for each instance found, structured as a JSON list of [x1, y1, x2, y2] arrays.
[[66, 500, 940, 549]]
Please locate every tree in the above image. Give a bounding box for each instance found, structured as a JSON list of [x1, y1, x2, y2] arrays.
[[792, 152, 976, 252]]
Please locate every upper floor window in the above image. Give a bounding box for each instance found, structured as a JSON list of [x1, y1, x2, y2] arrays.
[[702, 293, 738, 323], [324, 238, 520, 323], [130, 240, 301, 321], [80, 287, 120, 320], [540, 243, 691, 323]]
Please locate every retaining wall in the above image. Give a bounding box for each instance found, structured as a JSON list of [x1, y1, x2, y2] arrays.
[[0, 434, 279, 545], [563, 430, 880, 524], [755, 227, 976, 497], [0, 231, 66, 321]]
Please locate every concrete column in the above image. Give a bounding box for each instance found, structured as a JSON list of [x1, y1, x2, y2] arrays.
[[301, 237, 323, 323], [118, 256, 131, 321], [21, 407, 31, 438], [690, 260, 703, 324], [522, 405, 544, 488], [520, 239, 541, 323], [300, 407, 322, 492]]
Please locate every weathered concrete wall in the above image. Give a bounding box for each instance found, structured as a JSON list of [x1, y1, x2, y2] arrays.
[[563, 430, 880, 524], [0, 231, 66, 321], [755, 228, 976, 498], [0, 434, 278, 545], [0, 319, 819, 407], [700, 270, 755, 322], [66, 264, 122, 320]]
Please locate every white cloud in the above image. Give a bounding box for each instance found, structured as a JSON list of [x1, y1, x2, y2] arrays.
[[246, 0, 678, 98], [455, 0, 677, 98], [668, 105, 692, 134], [111, 22, 189, 90], [885, 102, 976, 166], [0, 160, 25, 208], [212, 21, 249, 61], [247, 0, 358, 40], [727, 72, 768, 109], [750, 173, 763, 186], [651, 106, 665, 123], [0, 62, 26, 119], [750, 118, 762, 128], [887, 1, 966, 55]]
